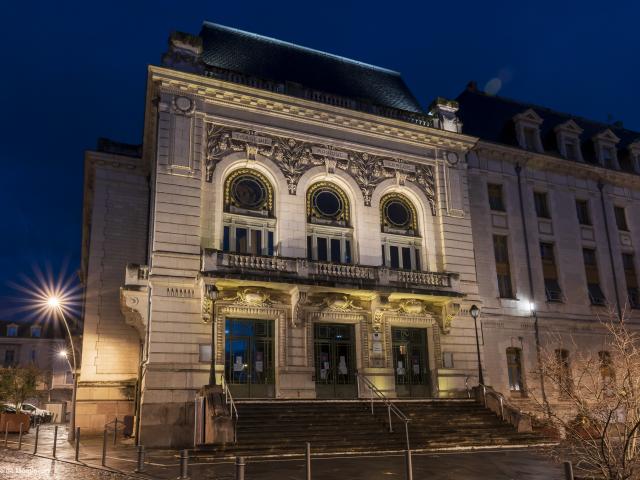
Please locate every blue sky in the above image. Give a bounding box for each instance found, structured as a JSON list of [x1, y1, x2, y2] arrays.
[[1, 0, 638, 318]]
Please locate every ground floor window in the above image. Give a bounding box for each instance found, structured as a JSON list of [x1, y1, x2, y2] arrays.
[[506, 347, 524, 393]]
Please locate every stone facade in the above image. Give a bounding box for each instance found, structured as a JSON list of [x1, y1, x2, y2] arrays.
[[78, 24, 640, 448], [459, 86, 640, 410]]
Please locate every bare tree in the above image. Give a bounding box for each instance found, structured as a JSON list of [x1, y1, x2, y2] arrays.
[[532, 311, 640, 480]]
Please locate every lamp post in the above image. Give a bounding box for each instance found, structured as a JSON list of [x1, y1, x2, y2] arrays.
[[207, 285, 220, 386], [47, 297, 78, 442], [470, 304, 484, 385]]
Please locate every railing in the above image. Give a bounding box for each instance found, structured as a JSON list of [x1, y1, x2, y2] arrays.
[[356, 373, 411, 450], [312, 262, 376, 280], [202, 249, 458, 292], [476, 384, 532, 433], [220, 375, 238, 443]]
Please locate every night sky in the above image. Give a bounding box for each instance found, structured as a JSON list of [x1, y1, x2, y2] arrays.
[[1, 1, 639, 319]]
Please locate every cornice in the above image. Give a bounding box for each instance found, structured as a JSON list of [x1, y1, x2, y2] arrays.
[[147, 65, 478, 153], [474, 140, 640, 190]]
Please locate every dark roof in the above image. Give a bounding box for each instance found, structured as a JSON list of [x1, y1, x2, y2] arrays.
[[0, 319, 68, 340], [456, 86, 640, 173], [198, 22, 424, 114]]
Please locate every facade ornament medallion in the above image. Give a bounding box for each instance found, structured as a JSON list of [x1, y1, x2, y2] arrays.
[[172, 95, 195, 115], [314, 295, 364, 312], [223, 288, 276, 307], [205, 124, 437, 213]]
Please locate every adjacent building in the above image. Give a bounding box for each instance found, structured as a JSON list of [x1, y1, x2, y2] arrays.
[[76, 22, 640, 447], [0, 320, 73, 403], [458, 83, 640, 404]]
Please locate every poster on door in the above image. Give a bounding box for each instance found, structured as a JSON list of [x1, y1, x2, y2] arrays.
[[233, 355, 244, 372], [397, 360, 406, 375], [320, 352, 329, 380], [338, 356, 348, 375], [412, 355, 420, 375], [255, 351, 263, 373]]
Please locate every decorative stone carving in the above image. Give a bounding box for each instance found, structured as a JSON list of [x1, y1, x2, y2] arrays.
[[427, 301, 461, 334], [205, 124, 437, 213], [313, 295, 364, 312], [120, 288, 148, 340], [223, 288, 276, 307]]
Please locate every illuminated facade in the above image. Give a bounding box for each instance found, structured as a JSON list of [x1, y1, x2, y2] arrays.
[[76, 23, 640, 448]]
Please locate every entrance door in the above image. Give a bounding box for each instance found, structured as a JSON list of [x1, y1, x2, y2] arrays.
[[314, 323, 357, 398], [392, 327, 430, 397], [224, 318, 275, 398]]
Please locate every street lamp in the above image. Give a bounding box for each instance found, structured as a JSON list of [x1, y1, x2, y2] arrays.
[[47, 296, 78, 442], [470, 304, 484, 385], [207, 285, 220, 386]]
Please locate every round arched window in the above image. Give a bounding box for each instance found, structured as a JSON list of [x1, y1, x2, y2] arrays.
[[380, 193, 417, 235], [224, 169, 273, 216], [307, 183, 350, 225]]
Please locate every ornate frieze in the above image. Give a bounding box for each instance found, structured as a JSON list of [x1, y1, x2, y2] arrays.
[[206, 124, 437, 212]]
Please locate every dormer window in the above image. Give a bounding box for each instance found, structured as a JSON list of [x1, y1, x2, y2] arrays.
[[554, 120, 584, 162], [593, 129, 620, 170], [6, 325, 18, 337], [30, 326, 41, 338], [564, 139, 580, 161], [602, 147, 616, 169], [513, 109, 543, 153]]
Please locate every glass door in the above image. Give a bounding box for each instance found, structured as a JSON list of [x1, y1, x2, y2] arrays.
[[314, 323, 357, 398], [224, 318, 275, 398], [392, 328, 430, 397]]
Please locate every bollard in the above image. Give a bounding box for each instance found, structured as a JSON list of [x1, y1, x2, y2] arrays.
[[52, 425, 58, 458], [564, 461, 574, 480], [4, 422, 8, 447], [33, 424, 39, 454], [113, 418, 118, 446], [405, 449, 413, 480], [235, 456, 245, 480], [179, 449, 189, 479], [18, 422, 23, 450], [101, 428, 108, 466], [74, 427, 81, 461], [135, 445, 146, 473], [306, 442, 311, 480]]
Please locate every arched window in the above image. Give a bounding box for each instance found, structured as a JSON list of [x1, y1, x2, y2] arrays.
[[306, 182, 353, 263], [379, 193, 422, 271], [222, 169, 276, 256], [506, 347, 524, 393]]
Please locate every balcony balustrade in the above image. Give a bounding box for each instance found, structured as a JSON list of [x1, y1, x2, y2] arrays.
[[201, 250, 459, 293]]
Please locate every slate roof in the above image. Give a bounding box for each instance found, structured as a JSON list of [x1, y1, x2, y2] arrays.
[[0, 320, 68, 340], [456, 85, 640, 173], [198, 22, 424, 114]]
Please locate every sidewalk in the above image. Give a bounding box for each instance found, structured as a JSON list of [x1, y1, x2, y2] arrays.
[[0, 423, 566, 479]]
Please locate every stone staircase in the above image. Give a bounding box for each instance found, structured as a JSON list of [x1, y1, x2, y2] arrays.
[[196, 399, 551, 458]]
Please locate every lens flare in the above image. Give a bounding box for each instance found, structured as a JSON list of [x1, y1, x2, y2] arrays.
[[4, 261, 81, 325]]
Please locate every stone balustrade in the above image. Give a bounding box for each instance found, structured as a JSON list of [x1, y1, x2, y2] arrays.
[[124, 263, 149, 286], [201, 249, 458, 292]]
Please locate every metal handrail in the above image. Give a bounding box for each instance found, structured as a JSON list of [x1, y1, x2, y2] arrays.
[[356, 372, 411, 450], [478, 383, 531, 425], [220, 375, 238, 443]]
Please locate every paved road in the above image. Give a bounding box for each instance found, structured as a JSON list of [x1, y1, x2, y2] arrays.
[[0, 449, 134, 480], [0, 424, 565, 479]]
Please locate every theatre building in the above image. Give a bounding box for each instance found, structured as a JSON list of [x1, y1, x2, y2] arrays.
[[76, 23, 484, 446]]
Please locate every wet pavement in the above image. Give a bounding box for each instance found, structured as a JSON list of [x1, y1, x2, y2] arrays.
[[0, 424, 565, 479]]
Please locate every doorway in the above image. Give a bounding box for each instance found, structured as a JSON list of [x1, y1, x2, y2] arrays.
[[392, 327, 430, 397], [224, 318, 275, 398], [314, 323, 357, 398]]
